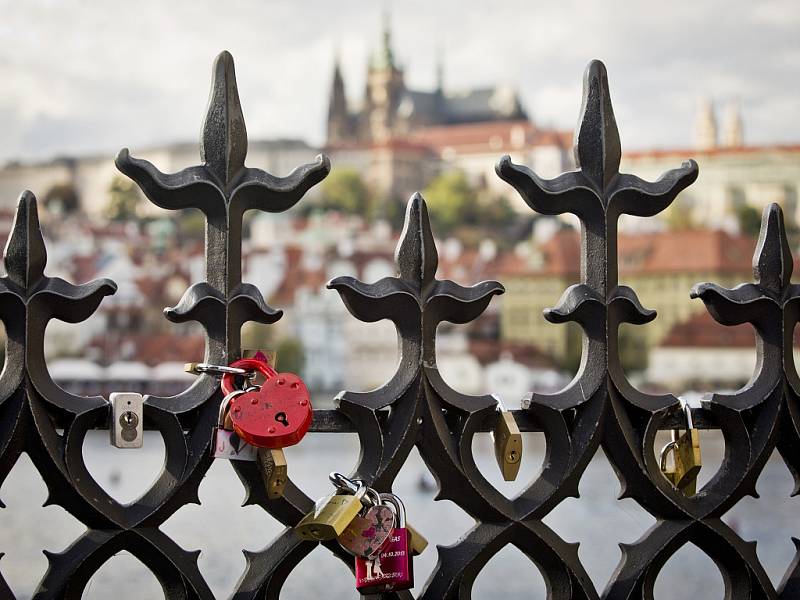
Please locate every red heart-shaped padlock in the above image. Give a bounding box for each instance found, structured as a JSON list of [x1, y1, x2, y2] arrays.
[[221, 359, 312, 449]]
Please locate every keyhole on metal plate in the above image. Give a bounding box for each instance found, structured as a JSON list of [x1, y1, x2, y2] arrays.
[[275, 412, 289, 427]]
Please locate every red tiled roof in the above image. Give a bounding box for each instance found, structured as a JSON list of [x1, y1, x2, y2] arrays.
[[468, 339, 556, 369], [624, 144, 800, 161], [410, 119, 533, 146], [268, 245, 327, 306], [618, 229, 754, 275], [661, 310, 800, 349], [408, 120, 571, 155], [495, 229, 581, 277], [497, 228, 760, 278], [325, 139, 435, 154], [661, 312, 751, 348], [88, 333, 205, 366]]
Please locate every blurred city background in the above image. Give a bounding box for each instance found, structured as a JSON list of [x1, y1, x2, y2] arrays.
[[0, 1, 798, 598]]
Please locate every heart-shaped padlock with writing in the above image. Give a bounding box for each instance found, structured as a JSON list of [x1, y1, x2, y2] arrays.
[[337, 488, 395, 559], [221, 358, 312, 449]]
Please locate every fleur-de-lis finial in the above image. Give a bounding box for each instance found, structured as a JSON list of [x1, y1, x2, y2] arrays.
[[116, 50, 330, 212], [329, 193, 503, 366], [0, 192, 116, 413], [396, 193, 438, 287], [201, 50, 248, 189], [753, 203, 793, 295], [574, 60, 621, 193], [3, 190, 47, 290], [691, 203, 799, 324]]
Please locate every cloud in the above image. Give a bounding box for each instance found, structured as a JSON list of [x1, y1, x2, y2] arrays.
[[0, 0, 797, 163]]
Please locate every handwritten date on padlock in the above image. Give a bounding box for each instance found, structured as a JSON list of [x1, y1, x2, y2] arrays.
[[229, 373, 312, 448]]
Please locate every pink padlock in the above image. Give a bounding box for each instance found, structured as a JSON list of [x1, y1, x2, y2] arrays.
[[355, 493, 413, 594]]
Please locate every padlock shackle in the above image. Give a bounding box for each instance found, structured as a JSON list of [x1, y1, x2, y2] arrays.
[[670, 397, 695, 440], [378, 492, 406, 528], [659, 440, 678, 472], [221, 358, 277, 395], [329, 472, 363, 495], [191, 363, 254, 377], [218, 389, 247, 428]]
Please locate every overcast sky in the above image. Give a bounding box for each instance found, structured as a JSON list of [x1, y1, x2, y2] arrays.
[[0, 0, 798, 165]]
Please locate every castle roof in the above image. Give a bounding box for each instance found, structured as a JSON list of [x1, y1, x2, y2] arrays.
[[441, 87, 527, 124], [397, 86, 527, 127]]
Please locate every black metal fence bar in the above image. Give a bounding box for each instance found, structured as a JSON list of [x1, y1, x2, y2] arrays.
[[0, 51, 797, 600], [57, 408, 726, 433]]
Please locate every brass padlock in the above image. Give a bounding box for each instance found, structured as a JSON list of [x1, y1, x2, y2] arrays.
[[659, 400, 701, 496], [491, 395, 523, 481], [295, 480, 367, 541], [258, 447, 288, 499], [407, 523, 428, 555]]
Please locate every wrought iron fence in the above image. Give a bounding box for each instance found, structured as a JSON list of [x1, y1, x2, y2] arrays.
[[0, 51, 797, 599]]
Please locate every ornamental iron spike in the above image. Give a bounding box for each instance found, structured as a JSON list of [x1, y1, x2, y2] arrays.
[[201, 50, 248, 189], [3, 190, 46, 291], [574, 60, 621, 193], [753, 203, 793, 294], [396, 192, 438, 286]]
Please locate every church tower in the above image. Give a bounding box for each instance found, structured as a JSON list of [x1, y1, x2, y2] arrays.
[[362, 13, 406, 142], [327, 55, 351, 145], [721, 102, 743, 148], [693, 98, 718, 150]]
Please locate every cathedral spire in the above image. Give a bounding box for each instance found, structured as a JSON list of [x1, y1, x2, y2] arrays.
[[435, 45, 444, 95], [371, 10, 396, 71], [327, 53, 350, 144]]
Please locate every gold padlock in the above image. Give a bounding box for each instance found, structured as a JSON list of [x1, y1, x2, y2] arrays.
[[257, 447, 288, 500], [491, 395, 523, 481], [295, 483, 367, 541], [659, 400, 701, 496], [407, 523, 428, 555]]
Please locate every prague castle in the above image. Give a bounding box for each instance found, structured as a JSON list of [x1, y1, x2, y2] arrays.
[[326, 23, 528, 146], [324, 19, 572, 206]]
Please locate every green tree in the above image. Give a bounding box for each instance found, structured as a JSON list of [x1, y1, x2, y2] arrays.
[[735, 204, 762, 238], [480, 193, 517, 230], [558, 322, 584, 374], [275, 337, 305, 376], [664, 201, 696, 230], [423, 171, 477, 233], [105, 176, 141, 222], [43, 183, 80, 215], [618, 326, 649, 373], [177, 209, 207, 239], [241, 322, 275, 353], [319, 169, 370, 216]]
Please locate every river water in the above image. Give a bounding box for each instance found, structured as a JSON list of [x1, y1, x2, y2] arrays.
[[0, 430, 796, 599]]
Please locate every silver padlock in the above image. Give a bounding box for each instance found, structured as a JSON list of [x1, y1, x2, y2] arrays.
[[211, 388, 258, 461], [110, 392, 144, 449]]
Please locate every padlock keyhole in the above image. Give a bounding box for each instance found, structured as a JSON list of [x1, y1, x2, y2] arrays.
[[275, 412, 289, 427]]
